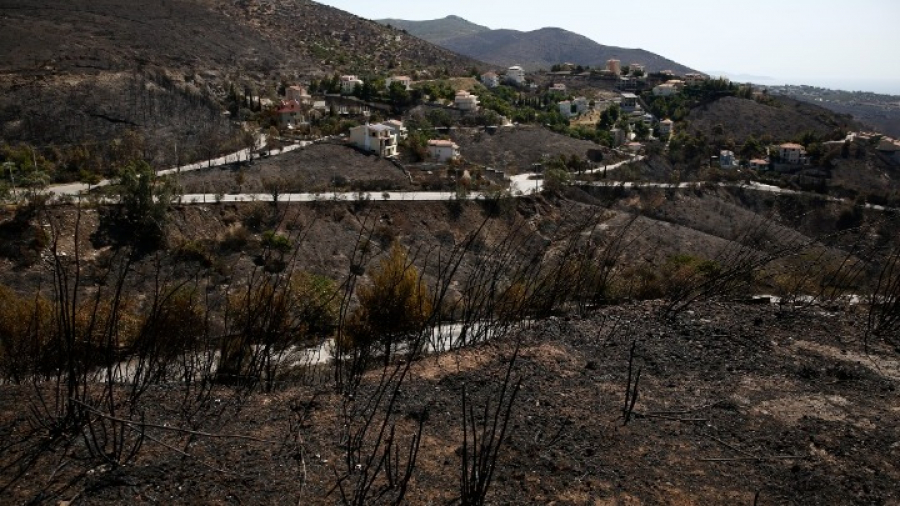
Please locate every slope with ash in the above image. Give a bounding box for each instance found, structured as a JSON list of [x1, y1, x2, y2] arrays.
[[0, 0, 486, 163], [685, 96, 858, 143]]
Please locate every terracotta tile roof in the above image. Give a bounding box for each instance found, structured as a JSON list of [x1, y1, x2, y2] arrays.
[[428, 140, 458, 148]]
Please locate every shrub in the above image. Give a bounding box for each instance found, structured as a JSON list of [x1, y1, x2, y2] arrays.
[[261, 230, 292, 253], [0, 286, 51, 381], [115, 160, 177, 250], [220, 225, 251, 252], [344, 242, 432, 364]]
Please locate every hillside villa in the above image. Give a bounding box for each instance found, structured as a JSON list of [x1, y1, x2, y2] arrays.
[[573, 97, 590, 115], [506, 65, 526, 86], [750, 159, 770, 170], [620, 93, 641, 113], [659, 119, 674, 138], [653, 81, 685, 97], [480, 72, 500, 88], [275, 100, 306, 129], [779, 143, 809, 165], [427, 139, 460, 162], [285, 85, 311, 104], [684, 73, 708, 85], [454, 90, 479, 111], [720, 150, 738, 168], [349, 123, 398, 157], [382, 119, 408, 140], [340, 75, 364, 94], [386, 75, 413, 90]]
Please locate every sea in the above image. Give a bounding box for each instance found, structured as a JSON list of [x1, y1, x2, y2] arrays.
[[769, 78, 900, 96]]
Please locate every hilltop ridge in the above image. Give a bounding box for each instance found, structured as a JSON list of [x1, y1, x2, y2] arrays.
[[376, 16, 700, 74]]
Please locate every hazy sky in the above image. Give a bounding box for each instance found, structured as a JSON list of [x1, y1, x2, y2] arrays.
[[316, 0, 900, 93]]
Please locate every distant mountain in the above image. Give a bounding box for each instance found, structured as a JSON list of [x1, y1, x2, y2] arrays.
[[378, 15, 491, 44], [376, 17, 700, 75]]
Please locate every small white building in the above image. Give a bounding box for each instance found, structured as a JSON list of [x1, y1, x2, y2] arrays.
[[386, 75, 413, 90], [653, 83, 679, 97], [750, 159, 769, 170], [275, 100, 305, 129], [559, 100, 574, 118], [620, 93, 640, 113], [454, 90, 480, 111], [684, 73, 708, 85], [505, 65, 526, 86], [427, 140, 460, 162], [349, 123, 398, 157], [659, 119, 674, 138], [549, 83, 567, 92], [285, 85, 312, 104], [779, 143, 808, 165], [629, 63, 646, 75], [481, 72, 500, 88], [720, 150, 738, 168], [340, 75, 364, 94], [573, 97, 590, 115]]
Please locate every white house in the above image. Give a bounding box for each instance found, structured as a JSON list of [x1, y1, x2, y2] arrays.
[[349, 123, 398, 157], [779, 143, 808, 165], [684, 73, 708, 85], [505, 65, 526, 86], [427, 139, 460, 162], [620, 93, 640, 113], [340, 75, 364, 94], [720, 150, 738, 168], [653, 83, 679, 97], [382, 119, 408, 140], [659, 119, 674, 138], [629, 63, 646, 75], [386, 75, 412, 90], [454, 90, 479, 111], [275, 100, 305, 129], [549, 83, 567, 92], [285, 85, 312, 104], [481, 72, 500, 88], [750, 159, 769, 170], [573, 97, 590, 115], [559, 100, 574, 118]]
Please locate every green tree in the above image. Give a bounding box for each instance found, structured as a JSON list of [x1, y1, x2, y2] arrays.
[[116, 160, 177, 250], [388, 81, 412, 109], [345, 242, 432, 365], [633, 121, 650, 141]]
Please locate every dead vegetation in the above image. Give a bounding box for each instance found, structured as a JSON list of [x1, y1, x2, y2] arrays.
[[0, 184, 897, 504]]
